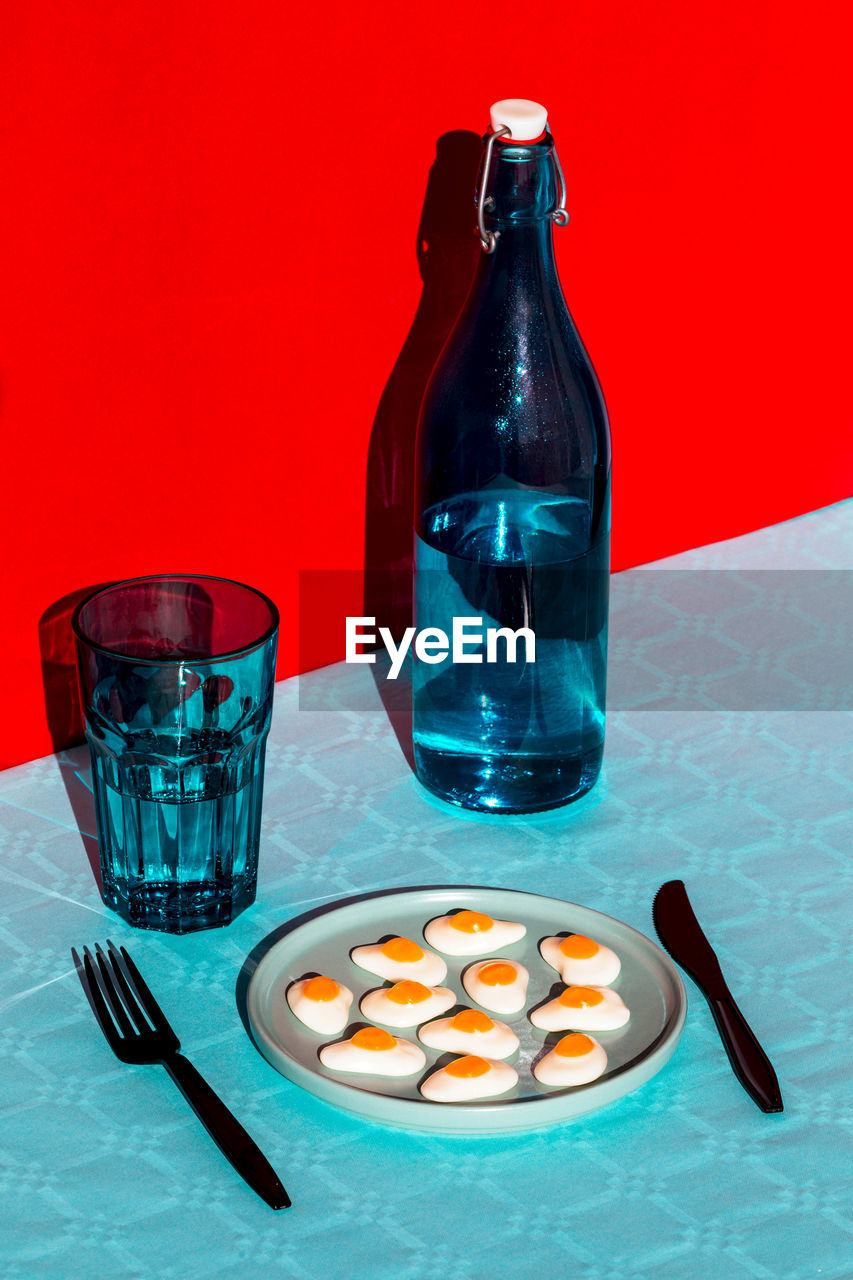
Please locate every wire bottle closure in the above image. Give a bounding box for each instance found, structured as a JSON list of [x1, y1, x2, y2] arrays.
[[476, 126, 570, 254]]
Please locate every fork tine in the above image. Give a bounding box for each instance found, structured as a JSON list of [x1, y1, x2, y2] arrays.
[[82, 951, 122, 1052], [97, 942, 150, 1034], [93, 946, 136, 1038], [110, 941, 173, 1036]]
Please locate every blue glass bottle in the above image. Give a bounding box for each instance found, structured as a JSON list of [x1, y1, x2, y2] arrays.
[[413, 100, 611, 813]]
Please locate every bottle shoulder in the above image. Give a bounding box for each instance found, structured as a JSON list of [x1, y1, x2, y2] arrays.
[[415, 227, 611, 508], [418, 299, 609, 455], [423, 270, 606, 412]]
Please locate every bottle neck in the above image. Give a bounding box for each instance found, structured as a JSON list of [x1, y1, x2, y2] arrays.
[[486, 218, 558, 274], [473, 135, 562, 287], [482, 133, 560, 221]]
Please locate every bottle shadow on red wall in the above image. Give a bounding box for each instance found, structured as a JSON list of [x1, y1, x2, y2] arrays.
[[38, 585, 113, 891], [364, 129, 482, 769]]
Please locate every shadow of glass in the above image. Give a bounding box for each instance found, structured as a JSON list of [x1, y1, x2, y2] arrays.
[[39, 584, 112, 891], [56, 743, 102, 891], [363, 129, 483, 771]]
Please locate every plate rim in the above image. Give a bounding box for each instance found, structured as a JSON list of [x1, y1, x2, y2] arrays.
[[246, 884, 687, 1133]]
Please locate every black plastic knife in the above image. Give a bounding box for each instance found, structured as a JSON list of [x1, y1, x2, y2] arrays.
[[653, 879, 783, 1113]]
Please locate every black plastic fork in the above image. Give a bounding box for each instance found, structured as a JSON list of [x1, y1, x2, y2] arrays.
[[74, 941, 290, 1210]]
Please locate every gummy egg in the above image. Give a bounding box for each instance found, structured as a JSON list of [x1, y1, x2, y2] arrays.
[[286, 975, 353, 1034], [418, 1008, 519, 1059], [533, 1033, 608, 1087], [462, 959, 529, 1014], [319, 1026, 426, 1076], [420, 1054, 519, 1103], [350, 936, 447, 985], [539, 934, 621, 986], [424, 909, 526, 956], [529, 985, 630, 1032], [359, 980, 456, 1028]]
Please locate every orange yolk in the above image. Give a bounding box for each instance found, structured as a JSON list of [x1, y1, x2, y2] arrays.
[[477, 962, 518, 987], [446, 1055, 490, 1078], [451, 1009, 495, 1034], [381, 937, 425, 963], [303, 976, 340, 1003], [351, 1027, 397, 1052], [558, 986, 604, 1008], [559, 935, 600, 959], [387, 980, 432, 1005], [555, 1033, 595, 1058], [449, 910, 494, 933]]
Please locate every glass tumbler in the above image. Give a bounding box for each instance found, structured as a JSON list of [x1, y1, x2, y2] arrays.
[[73, 575, 279, 933]]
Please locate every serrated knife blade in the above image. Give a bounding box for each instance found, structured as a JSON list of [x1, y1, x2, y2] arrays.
[[653, 879, 783, 1113]]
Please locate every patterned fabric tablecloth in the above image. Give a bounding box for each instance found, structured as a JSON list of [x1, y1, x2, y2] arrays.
[[2, 501, 851, 1280]]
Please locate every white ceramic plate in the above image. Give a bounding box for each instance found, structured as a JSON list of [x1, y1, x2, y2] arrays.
[[246, 885, 686, 1133]]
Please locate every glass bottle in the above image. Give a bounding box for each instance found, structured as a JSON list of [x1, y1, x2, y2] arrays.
[[413, 99, 611, 813]]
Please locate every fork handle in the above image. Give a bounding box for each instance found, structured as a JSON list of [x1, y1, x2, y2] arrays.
[[163, 1054, 290, 1209]]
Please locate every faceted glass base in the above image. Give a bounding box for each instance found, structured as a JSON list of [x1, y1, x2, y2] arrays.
[[101, 874, 257, 934]]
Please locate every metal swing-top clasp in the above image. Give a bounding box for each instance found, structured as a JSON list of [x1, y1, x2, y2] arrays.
[[476, 125, 570, 253]]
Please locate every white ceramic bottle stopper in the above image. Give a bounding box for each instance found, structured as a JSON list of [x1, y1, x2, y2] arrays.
[[489, 99, 548, 141]]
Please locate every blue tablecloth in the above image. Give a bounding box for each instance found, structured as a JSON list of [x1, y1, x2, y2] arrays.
[[2, 501, 851, 1280]]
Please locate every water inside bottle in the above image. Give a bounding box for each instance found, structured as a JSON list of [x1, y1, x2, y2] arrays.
[[414, 488, 608, 813]]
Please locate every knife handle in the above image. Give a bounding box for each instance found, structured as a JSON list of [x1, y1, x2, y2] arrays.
[[709, 996, 783, 1113]]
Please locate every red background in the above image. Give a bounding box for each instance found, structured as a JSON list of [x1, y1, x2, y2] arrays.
[[2, 0, 851, 770]]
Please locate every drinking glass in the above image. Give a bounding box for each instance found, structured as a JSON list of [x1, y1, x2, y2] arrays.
[[73, 574, 279, 933]]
